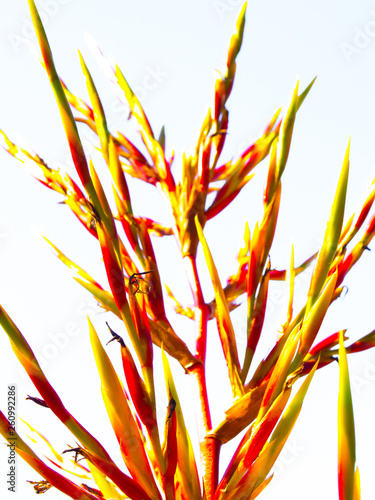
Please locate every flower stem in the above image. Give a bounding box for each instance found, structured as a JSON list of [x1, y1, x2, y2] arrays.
[[184, 255, 219, 497]]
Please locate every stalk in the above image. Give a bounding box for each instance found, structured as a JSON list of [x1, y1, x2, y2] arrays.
[[184, 255, 220, 498]]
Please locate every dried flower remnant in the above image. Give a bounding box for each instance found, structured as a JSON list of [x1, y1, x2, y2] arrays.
[[129, 271, 154, 295], [62, 446, 87, 465], [27, 480, 53, 494]]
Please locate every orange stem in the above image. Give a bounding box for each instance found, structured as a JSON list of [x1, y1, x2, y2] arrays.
[[184, 255, 219, 498]]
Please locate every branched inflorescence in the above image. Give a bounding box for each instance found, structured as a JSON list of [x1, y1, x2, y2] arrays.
[[0, 1, 373, 499]]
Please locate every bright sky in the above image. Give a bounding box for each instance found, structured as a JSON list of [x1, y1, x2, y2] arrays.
[[1, 1, 375, 499]]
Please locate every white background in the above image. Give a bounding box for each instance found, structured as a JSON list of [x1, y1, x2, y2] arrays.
[[0, 0, 375, 499]]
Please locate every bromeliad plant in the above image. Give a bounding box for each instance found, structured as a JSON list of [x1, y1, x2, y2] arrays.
[[0, 1, 374, 499]]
